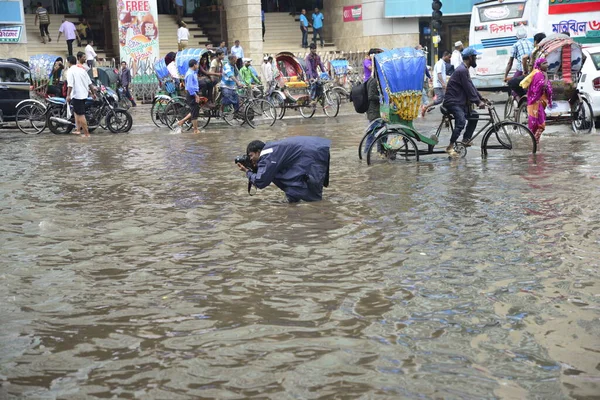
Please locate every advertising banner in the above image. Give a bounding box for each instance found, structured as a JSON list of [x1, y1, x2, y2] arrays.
[[117, 0, 160, 71], [67, 0, 82, 15], [343, 5, 362, 22], [0, 26, 22, 43]]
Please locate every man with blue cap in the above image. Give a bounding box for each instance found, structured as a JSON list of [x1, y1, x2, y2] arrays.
[[442, 46, 487, 157]]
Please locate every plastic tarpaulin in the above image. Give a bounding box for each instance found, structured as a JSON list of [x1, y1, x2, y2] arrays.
[[175, 48, 208, 77], [375, 47, 426, 104], [329, 59, 348, 77], [154, 58, 169, 80], [29, 54, 62, 80]]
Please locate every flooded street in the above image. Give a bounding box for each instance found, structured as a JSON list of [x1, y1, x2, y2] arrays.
[[1, 107, 599, 399]]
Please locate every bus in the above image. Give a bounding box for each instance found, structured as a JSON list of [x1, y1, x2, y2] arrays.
[[469, 0, 600, 90]]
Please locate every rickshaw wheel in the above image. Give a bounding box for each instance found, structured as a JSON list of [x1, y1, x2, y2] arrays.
[[299, 104, 316, 118], [16, 103, 46, 134], [366, 132, 419, 165], [504, 92, 516, 122], [571, 97, 593, 134], [454, 143, 468, 158], [323, 91, 340, 118], [151, 98, 170, 128]]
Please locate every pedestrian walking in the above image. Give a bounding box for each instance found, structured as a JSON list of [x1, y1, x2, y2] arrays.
[[85, 41, 97, 68], [311, 8, 324, 47], [118, 61, 137, 107], [177, 20, 189, 51], [299, 9, 309, 49], [173, 59, 201, 134], [34, 2, 51, 44], [422, 51, 451, 116], [231, 40, 244, 70], [450, 41, 464, 71], [262, 56, 273, 87], [66, 53, 96, 137], [76, 18, 93, 46], [173, 0, 183, 19], [524, 58, 552, 145], [57, 18, 79, 57]]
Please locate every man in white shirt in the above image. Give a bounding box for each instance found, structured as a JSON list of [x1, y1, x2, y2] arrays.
[[261, 56, 273, 88], [66, 53, 96, 137], [85, 41, 97, 69], [422, 51, 451, 116], [450, 41, 464, 71], [177, 21, 189, 51], [230, 40, 244, 70]]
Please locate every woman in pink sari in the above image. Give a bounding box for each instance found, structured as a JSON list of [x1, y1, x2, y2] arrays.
[[527, 58, 552, 144]]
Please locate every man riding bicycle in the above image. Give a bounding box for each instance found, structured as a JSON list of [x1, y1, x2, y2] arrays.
[[442, 47, 487, 158], [221, 54, 245, 115], [504, 27, 533, 99], [305, 43, 326, 102]]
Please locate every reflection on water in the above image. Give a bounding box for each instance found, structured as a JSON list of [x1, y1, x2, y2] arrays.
[[1, 117, 599, 399]]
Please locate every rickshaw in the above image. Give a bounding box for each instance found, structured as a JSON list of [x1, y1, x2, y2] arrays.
[[267, 51, 339, 119], [511, 34, 594, 134], [358, 48, 537, 165], [327, 58, 352, 103], [150, 52, 185, 128], [15, 54, 61, 134]]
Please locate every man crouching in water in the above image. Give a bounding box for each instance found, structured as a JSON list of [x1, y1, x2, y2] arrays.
[[236, 136, 331, 202]]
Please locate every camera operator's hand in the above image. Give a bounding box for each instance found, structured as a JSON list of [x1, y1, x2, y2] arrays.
[[237, 162, 249, 173]]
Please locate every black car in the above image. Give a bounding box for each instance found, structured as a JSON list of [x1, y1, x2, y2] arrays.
[[0, 58, 31, 122]]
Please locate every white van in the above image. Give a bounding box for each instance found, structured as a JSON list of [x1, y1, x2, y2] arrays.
[[469, 0, 600, 90]]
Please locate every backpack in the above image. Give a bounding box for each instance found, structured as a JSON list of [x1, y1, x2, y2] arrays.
[[350, 81, 369, 114]]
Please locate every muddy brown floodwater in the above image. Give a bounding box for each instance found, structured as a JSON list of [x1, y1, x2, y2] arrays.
[[0, 110, 599, 399]]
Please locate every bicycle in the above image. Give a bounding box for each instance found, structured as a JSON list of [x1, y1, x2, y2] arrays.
[[299, 79, 341, 118], [359, 101, 537, 165]]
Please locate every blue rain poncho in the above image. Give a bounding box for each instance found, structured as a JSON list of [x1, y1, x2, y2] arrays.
[[246, 136, 331, 202]]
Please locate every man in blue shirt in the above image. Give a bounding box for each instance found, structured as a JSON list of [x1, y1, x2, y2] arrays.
[[299, 9, 309, 48], [221, 54, 245, 114], [231, 40, 244, 70], [236, 136, 331, 202], [312, 7, 324, 47], [173, 59, 200, 134]]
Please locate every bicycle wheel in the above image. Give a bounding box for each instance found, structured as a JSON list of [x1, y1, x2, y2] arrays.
[[299, 102, 316, 118], [16, 103, 46, 134], [222, 104, 245, 126], [333, 86, 349, 103], [516, 102, 528, 126], [482, 121, 537, 156], [504, 93, 515, 122], [269, 92, 286, 120], [245, 99, 277, 128], [323, 91, 340, 118], [151, 98, 170, 128], [571, 97, 593, 134], [164, 100, 191, 130], [366, 132, 419, 165], [106, 109, 133, 133]]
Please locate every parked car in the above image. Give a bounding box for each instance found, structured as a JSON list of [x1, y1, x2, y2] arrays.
[[0, 58, 31, 122], [578, 46, 600, 126]]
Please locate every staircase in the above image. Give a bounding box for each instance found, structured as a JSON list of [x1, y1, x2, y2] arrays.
[[24, 14, 110, 61], [263, 12, 337, 55], [157, 14, 212, 54]]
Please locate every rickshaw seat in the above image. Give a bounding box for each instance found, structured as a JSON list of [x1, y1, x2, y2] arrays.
[[440, 105, 452, 116]]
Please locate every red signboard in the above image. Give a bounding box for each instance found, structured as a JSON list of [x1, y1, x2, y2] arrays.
[[343, 5, 362, 22]]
